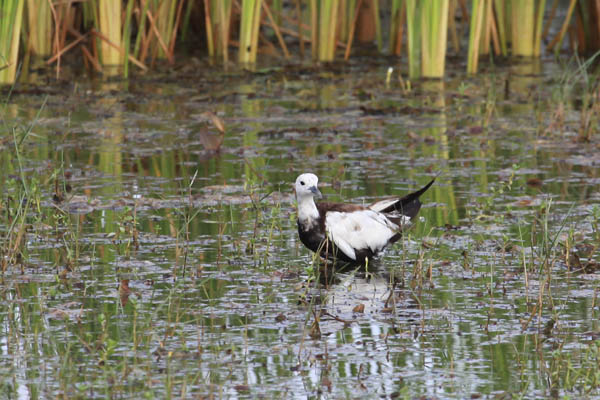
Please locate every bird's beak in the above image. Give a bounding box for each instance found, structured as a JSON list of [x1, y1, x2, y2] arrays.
[[309, 186, 322, 199]]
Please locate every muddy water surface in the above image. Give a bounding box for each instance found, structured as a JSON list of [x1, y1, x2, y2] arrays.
[[1, 58, 599, 399]]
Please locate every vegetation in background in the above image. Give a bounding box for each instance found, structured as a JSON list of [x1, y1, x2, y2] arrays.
[[467, 0, 547, 74], [205, 0, 233, 63], [0, 1, 599, 82], [0, 0, 25, 84], [98, 0, 123, 66], [1, 47, 600, 398], [26, 0, 53, 57], [238, 0, 263, 64]]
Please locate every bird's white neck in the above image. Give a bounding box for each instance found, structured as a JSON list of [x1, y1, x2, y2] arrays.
[[297, 196, 319, 225]]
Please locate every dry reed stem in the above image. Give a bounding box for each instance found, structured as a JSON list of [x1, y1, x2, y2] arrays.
[[258, 31, 280, 57], [46, 33, 86, 65], [250, 0, 264, 63], [457, 0, 469, 23], [448, 0, 459, 52], [547, 0, 576, 52], [139, 18, 152, 63], [274, 26, 311, 44], [594, 0, 600, 48], [488, 5, 500, 55], [269, 9, 328, 46], [145, 9, 173, 64], [273, 7, 311, 32], [168, 0, 186, 57], [295, 0, 304, 57], [92, 29, 148, 70], [344, 0, 363, 60], [574, 6, 586, 52], [542, 0, 559, 41], [468, 0, 485, 73], [63, 26, 102, 71], [203, 0, 215, 56], [262, 0, 290, 58], [219, 1, 232, 63], [80, 43, 102, 71], [481, 0, 491, 55], [247, 5, 331, 50], [310, 0, 317, 60], [394, 3, 406, 55], [46, 0, 61, 78]]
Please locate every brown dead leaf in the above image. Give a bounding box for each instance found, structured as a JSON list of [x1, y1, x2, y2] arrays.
[[516, 199, 532, 207], [275, 313, 287, 323], [352, 304, 365, 313], [203, 111, 225, 133], [198, 129, 224, 152], [309, 319, 321, 339], [119, 279, 132, 306], [526, 177, 543, 188], [321, 376, 332, 391]]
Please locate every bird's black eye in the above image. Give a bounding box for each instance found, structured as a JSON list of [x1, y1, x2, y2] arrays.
[[300, 181, 305, 186]]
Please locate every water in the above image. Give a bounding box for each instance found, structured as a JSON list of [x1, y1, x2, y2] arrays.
[[1, 57, 599, 399]]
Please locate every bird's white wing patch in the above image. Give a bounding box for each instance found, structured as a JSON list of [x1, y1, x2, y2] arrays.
[[325, 210, 399, 261], [368, 198, 398, 212], [369, 199, 413, 226]]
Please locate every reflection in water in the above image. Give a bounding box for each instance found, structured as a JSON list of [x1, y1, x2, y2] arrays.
[[0, 61, 599, 399]]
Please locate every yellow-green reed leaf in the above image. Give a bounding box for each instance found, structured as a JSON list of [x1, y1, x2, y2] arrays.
[[467, 0, 485, 74]]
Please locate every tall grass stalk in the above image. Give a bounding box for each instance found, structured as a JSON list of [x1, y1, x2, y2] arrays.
[[123, 0, 136, 77], [569, 0, 600, 54], [339, 0, 354, 42], [467, 0, 485, 74], [493, 0, 508, 56], [372, 0, 382, 51], [153, 0, 178, 61], [262, 1, 290, 59], [26, 0, 52, 57], [343, 0, 363, 60], [203, 0, 215, 58], [310, 0, 318, 60], [389, 0, 404, 55], [239, 0, 263, 64], [405, 0, 449, 78], [549, 0, 577, 55], [318, 0, 339, 62], [133, 0, 150, 60], [533, 0, 546, 56], [511, 0, 535, 56], [405, 0, 421, 78], [98, 0, 122, 66], [448, 0, 460, 53], [207, 0, 233, 62], [421, 0, 449, 78], [0, 0, 25, 84]]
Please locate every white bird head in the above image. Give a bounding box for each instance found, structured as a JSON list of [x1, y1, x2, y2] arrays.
[[295, 173, 322, 201]]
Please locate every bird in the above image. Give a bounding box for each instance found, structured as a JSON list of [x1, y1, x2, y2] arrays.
[[295, 173, 435, 264]]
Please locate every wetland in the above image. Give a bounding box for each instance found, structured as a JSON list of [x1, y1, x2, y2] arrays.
[[1, 55, 600, 399]]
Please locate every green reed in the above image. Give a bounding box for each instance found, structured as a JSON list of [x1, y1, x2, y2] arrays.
[[239, 0, 263, 64], [26, 0, 53, 57], [0, 0, 598, 83], [0, 0, 24, 84]]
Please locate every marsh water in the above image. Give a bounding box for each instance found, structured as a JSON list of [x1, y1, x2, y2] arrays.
[[1, 57, 600, 399]]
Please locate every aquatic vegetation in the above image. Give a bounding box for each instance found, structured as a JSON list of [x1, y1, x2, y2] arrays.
[[1, 54, 600, 399], [1, 1, 600, 83], [0, 0, 24, 84]]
